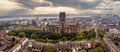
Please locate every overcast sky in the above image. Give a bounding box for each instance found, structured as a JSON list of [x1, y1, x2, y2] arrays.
[[0, 0, 120, 16]]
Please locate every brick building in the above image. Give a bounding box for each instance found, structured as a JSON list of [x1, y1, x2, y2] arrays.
[[46, 12, 80, 33]]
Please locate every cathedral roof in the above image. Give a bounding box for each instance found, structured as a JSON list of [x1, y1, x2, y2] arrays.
[[66, 22, 78, 25], [48, 22, 78, 26]]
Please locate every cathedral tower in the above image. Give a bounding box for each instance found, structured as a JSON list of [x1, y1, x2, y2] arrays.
[[59, 12, 66, 33]]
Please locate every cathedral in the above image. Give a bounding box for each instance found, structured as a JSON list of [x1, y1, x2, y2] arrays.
[[46, 12, 80, 33]]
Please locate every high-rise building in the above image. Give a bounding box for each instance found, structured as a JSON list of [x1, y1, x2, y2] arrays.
[[46, 12, 80, 33], [36, 17, 40, 27]]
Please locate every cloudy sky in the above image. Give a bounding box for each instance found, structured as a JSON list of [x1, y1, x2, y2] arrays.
[[0, 0, 120, 16]]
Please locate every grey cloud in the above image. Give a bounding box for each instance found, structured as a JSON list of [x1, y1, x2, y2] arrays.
[[77, 0, 103, 9], [10, 0, 51, 9], [10, 0, 103, 9], [4, 9, 27, 16], [9, 0, 103, 9], [48, 0, 103, 9], [48, 0, 77, 7]]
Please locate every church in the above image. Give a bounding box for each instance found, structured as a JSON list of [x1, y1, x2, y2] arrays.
[[46, 12, 80, 33]]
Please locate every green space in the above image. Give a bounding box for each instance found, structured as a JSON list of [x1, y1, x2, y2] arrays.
[[7, 29, 96, 43]]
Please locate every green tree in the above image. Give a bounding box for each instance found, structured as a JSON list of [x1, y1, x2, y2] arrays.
[[7, 32, 15, 36], [97, 42, 105, 48], [11, 42, 17, 46], [97, 28, 105, 38], [76, 32, 84, 40], [18, 32, 26, 38], [63, 49, 72, 52], [30, 33, 38, 39], [87, 29, 96, 39], [62, 36, 67, 41], [88, 47, 104, 52], [43, 46, 53, 52]]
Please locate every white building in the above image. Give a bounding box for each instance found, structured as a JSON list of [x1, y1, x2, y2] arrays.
[[109, 28, 120, 34], [9, 38, 28, 52]]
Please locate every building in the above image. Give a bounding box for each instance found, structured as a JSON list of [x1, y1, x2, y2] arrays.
[[9, 38, 28, 52], [46, 12, 80, 33], [36, 17, 40, 27]]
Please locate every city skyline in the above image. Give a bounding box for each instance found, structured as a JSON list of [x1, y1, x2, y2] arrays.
[[0, 0, 120, 52], [0, 0, 120, 16]]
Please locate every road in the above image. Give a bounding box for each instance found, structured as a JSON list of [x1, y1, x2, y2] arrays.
[[92, 18, 109, 52], [103, 37, 119, 52]]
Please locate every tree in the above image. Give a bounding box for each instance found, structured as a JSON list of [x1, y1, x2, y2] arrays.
[[97, 42, 105, 48], [18, 32, 26, 38], [62, 36, 68, 41], [43, 46, 53, 52], [7, 32, 15, 36], [11, 41, 17, 46], [97, 28, 105, 38], [63, 49, 72, 52], [87, 30, 96, 39], [30, 33, 38, 39], [76, 32, 84, 40], [11, 38, 16, 42], [88, 47, 104, 52]]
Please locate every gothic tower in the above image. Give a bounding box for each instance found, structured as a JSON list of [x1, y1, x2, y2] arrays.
[[59, 12, 66, 33]]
